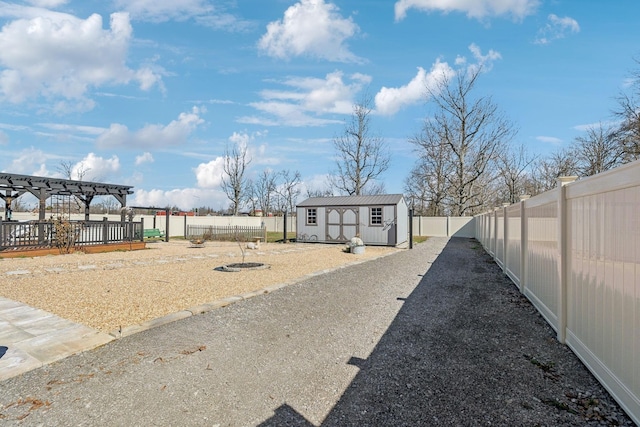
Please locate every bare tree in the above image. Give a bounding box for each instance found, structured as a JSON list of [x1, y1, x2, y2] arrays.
[[613, 58, 640, 162], [530, 149, 578, 194], [57, 160, 91, 181], [414, 66, 516, 215], [244, 179, 258, 215], [305, 186, 333, 198], [253, 169, 278, 215], [330, 95, 390, 196], [276, 170, 302, 214], [404, 165, 433, 215], [496, 144, 537, 204], [221, 142, 251, 215], [56, 160, 92, 214], [572, 123, 622, 177], [407, 125, 451, 215]]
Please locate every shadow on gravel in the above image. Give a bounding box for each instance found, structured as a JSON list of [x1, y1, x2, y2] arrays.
[[259, 237, 632, 426]]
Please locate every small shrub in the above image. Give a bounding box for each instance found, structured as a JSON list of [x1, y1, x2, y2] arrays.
[[51, 217, 81, 254]]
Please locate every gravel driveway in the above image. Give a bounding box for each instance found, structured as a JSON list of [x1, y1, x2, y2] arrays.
[[0, 237, 634, 426]]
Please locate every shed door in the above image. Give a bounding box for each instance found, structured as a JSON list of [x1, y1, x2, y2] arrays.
[[326, 207, 359, 243]]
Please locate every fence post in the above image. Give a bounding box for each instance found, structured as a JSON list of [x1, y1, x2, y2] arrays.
[[283, 211, 288, 243], [165, 211, 170, 242], [502, 203, 509, 273], [446, 216, 450, 237], [409, 209, 413, 249], [556, 176, 578, 344], [519, 195, 530, 293], [492, 207, 499, 256], [102, 217, 109, 244]]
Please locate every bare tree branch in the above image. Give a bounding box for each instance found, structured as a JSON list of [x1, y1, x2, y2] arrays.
[[411, 66, 516, 215], [276, 170, 302, 214], [330, 94, 390, 196], [572, 123, 622, 177], [221, 143, 251, 215], [496, 144, 537, 204]]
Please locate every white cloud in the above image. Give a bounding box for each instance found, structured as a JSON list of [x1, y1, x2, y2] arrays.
[[0, 130, 8, 145], [573, 120, 619, 133], [135, 152, 154, 165], [3, 147, 56, 175], [31, 163, 49, 177], [534, 14, 580, 45], [375, 44, 499, 116], [535, 136, 563, 145], [6, 148, 120, 182], [394, 0, 539, 21], [258, 0, 361, 63], [468, 43, 501, 69], [229, 131, 251, 149], [71, 153, 120, 181], [375, 60, 455, 116], [132, 187, 228, 211], [195, 131, 274, 189], [38, 123, 106, 136], [96, 106, 205, 149], [0, 122, 29, 131], [194, 156, 225, 189], [301, 173, 333, 195], [0, 11, 163, 110], [240, 71, 369, 126], [195, 13, 255, 32], [24, 0, 68, 7], [113, 0, 254, 31], [113, 0, 212, 23]]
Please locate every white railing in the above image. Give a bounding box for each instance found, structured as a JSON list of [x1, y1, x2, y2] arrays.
[[475, 160, 640, 425]]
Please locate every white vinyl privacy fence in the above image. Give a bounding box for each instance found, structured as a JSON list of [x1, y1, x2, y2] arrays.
[[475, 160, 640, 425]]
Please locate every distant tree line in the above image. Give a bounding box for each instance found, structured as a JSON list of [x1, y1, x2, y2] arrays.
[[405, 58, 640, 216]]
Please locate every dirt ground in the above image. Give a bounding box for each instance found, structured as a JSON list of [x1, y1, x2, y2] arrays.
[[0, 240, 399, 334]]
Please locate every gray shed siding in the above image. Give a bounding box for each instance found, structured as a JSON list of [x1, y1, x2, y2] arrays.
[[296, 194, 408, 246]]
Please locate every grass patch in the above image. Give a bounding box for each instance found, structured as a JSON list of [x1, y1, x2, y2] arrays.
[[527, 355, 555, 372], [266, 231, 296, 243], [412, 236, 429, 244], [541, 397, 578, 414]]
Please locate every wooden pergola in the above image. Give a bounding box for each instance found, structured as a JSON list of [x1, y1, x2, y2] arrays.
[[0, 173, 133, 221]]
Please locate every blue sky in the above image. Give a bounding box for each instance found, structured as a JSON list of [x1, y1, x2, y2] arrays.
[[0, 0, 638, 211]]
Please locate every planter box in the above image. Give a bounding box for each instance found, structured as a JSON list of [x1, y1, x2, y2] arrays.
[[0, 242, 146, 258]]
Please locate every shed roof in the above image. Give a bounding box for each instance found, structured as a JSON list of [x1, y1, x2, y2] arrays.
[[297, 194, 404, 207]]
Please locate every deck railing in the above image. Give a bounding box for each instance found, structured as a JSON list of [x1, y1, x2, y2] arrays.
[[475, 159, 640, 425], [0, 218, 143, 251]]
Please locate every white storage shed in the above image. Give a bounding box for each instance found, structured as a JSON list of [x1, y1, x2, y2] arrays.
[[296, 194, 408, 246]]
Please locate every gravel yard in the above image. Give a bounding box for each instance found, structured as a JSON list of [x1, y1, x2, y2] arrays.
[[0, 237, 635, 425], [0, 240, 398, 334]]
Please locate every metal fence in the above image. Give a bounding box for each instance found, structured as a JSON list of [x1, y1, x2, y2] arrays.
[[186, 225, 267, 242], [0, 219, 143, 251], [475, 160, 640, 425]]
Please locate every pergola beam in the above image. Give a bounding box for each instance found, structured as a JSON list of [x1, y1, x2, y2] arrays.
[[0, 173, 134, 221]]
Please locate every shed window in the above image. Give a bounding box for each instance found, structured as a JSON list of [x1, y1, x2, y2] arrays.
[[370, 207, 382, 225], [306, 208, 317, 225]]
